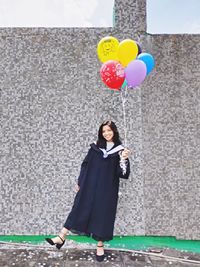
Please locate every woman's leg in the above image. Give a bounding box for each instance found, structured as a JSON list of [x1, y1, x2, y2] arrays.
[[51, 227, 69, 244], [96, 240, 104, 256]]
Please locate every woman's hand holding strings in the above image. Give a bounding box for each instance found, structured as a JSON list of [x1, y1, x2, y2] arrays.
[[121, 148, 130, 159]]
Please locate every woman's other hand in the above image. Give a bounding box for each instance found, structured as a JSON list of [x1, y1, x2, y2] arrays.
[[121, 148, 130, 159], [76, 184, 80, 192]]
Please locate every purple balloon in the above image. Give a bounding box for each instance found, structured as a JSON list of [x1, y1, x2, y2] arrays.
[[125, 59, 147, 88]]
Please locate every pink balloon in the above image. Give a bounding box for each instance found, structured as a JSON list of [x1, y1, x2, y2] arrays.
[[125, 59, 147, 88]]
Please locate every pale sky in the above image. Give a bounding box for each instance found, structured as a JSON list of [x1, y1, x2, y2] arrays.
[[0, 0, 200, 33], [0, 0, 115, 27], [147, 0, 200, 33]]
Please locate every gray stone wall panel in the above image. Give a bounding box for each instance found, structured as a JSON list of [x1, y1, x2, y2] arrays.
[[0, 25, 144, 235], [142, 35, 200, 239]]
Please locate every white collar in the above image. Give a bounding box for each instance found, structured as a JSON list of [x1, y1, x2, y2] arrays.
[[100, 145, 124, 158]]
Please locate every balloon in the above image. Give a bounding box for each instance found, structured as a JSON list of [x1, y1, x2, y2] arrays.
[[97, 36, 119, 63], [121, 79, 127, 89], [136, 42, 142, 55], [125, 60, 147, 88], [137, 53, 155, 75], [117, 39, 138, 67], [100, 60, 125, 90]]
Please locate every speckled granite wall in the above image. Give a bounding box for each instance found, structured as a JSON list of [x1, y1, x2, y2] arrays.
[[143, 34, 200, 240], [1, 0, 199, 239]]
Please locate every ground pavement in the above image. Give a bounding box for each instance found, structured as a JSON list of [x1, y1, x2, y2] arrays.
[[1, 240, 200, 267]]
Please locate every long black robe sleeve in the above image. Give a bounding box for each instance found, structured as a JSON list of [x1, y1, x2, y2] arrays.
[[117, 158, 130, 179]]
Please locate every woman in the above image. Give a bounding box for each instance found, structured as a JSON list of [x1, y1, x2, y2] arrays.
[[45, 121, 130, 262]]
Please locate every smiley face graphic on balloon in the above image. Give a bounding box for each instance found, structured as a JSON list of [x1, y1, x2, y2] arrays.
[[102, 40, 115, 56]]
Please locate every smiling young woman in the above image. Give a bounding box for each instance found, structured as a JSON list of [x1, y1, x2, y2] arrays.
[[45, 121, 131, 262]]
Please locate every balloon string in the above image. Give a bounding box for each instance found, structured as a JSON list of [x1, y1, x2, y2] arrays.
[[120, 85, 128, 148]]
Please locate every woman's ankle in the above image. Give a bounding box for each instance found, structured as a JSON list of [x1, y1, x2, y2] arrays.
[[59, 228, 68, 239], [97, 241, 104, 247]]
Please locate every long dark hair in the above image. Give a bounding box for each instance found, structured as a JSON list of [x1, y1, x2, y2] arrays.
[[96, 121, 122, 148]]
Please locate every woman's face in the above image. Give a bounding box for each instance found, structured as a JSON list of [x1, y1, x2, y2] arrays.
[[102, 125, 114, 142]]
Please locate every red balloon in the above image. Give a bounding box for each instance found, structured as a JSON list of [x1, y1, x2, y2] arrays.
[[100, 60, 125, 90]]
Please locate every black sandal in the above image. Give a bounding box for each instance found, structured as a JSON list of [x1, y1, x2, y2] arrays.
[[96, 244, 105, 262], [45, 235, 65, 250]]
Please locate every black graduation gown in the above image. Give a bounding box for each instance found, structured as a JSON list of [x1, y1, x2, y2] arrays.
[[64, 143, 130, 242]]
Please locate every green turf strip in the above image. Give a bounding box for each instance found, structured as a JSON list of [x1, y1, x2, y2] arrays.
[[0, 236, 200, 254]]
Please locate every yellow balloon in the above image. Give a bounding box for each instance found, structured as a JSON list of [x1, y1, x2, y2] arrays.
[[97, 36, 119, 63], [118, 39, 138, 67]]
